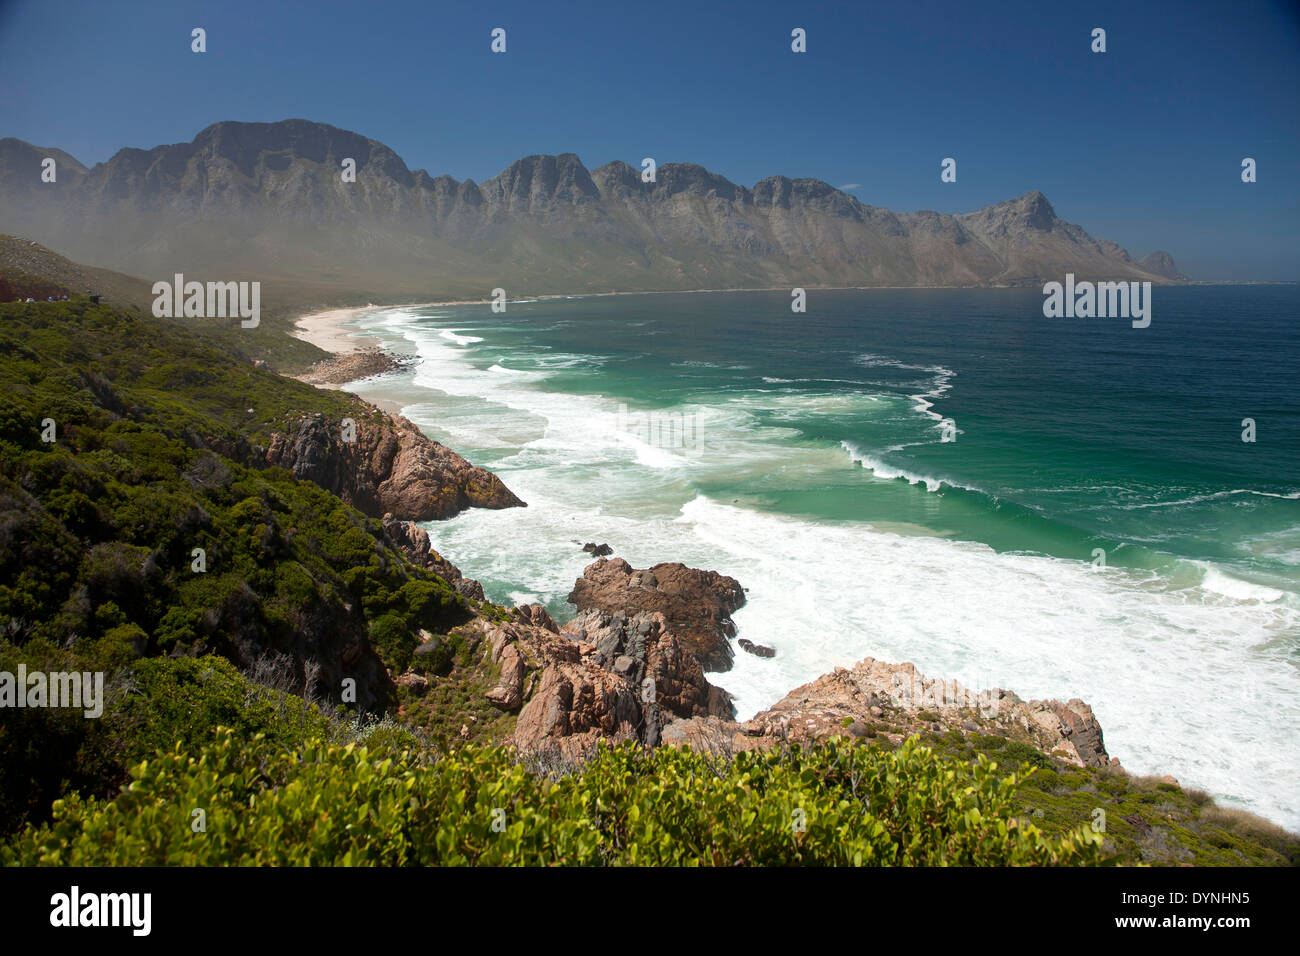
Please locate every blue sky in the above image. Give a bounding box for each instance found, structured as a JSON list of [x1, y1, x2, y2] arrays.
[[1, 0, 1297, 279]]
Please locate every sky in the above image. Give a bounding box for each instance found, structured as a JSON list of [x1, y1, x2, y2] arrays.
[[1, 0, 1297, 280]]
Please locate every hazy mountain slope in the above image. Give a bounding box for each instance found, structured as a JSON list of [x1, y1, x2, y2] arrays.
[[0, 233, 152, 307], [0, 119, 1183, 294], [1138, 250, 1190, 282]]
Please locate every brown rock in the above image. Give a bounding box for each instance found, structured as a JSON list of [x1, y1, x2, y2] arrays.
[[265, 410, 524, 523], [560, 609, 735, 721], [567, 557, 745, 671], [512, 603, 560, 633], [661, 655, 1116, 769], [486, 642, 526, 711], [395, 671, 429, 693], [297, 348, 406, 386]]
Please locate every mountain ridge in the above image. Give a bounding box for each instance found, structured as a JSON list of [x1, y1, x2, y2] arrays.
[[0, 119, 1185, 296]]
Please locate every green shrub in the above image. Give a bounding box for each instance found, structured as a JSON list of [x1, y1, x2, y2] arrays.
[[3, 732, 1104, 867]]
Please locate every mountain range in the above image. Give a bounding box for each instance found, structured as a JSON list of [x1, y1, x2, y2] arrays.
[[0, 119, 1186, 299]]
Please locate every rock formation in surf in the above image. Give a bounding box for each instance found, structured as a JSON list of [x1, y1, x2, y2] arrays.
[[567, 557, 746, 671]]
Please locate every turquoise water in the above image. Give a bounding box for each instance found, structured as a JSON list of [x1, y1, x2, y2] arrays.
[[340, 286, 1300, 827]]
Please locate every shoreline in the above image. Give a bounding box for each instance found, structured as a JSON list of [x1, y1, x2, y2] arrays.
[[290, 305, 382, 355], [287, 284, 1068, 356], [275, 293, 1300, 832]]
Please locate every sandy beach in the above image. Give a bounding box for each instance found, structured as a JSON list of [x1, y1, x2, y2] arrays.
[[289, 286, 970, 357], [291, 306, 379, 354]]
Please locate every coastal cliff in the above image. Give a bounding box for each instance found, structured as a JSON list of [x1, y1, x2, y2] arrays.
[[264, 410, 524, 521]]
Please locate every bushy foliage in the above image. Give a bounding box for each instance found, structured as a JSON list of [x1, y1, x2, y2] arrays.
[[3, 731, 1104, 867], [0, 301, 468, 677], [0, 647, 329, 834]]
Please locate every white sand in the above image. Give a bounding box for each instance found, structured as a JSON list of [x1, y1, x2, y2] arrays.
[[290, 306, 377, 355]]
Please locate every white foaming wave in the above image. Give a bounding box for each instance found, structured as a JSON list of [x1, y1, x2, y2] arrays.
[[760, 376, 880, 387], [1194, 563, 1286, 602], [841, 441, 977, 495], [671, 495, 1300, 829], [853, 352, 909, 369], [909, 374, 954, 425], [854, 352, 954, 377], [1114, 489, 1300, 510], [848, 353, 956, 425], [523, 355, 609, 370], [395, 316, 777, 475], [714, 389, 887, 421], [1238, 526, 1300, 567], [675, 360, 750, 370], [438, 329, 484, 346], [378, 309, 423, 327]]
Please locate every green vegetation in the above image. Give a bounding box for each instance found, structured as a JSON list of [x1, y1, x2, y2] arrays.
[[917, 728, 1298, 866], [3, 732, 1104, 866], [0, 301, 468, 831]]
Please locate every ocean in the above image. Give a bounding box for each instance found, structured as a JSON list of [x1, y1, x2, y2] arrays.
[[336, 286, 1300, 828]]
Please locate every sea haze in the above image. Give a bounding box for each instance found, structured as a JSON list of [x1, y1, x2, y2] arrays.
[[341, 286, 1300, 829]]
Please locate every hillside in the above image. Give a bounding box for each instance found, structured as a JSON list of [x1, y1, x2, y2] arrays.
[[0, 234, 344, 370], [0, 121, 1183, 301], [0, 234, 153, 308]]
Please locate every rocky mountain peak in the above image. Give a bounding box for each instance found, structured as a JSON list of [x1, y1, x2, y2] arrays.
[[998, 189, 1058, 229], [484, 153, 600, 210]]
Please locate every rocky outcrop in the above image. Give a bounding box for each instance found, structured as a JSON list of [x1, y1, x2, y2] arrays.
[[581, 542, 613, 557], [512, 603, 560, 632], [566, 558, 745, 672], [485, 639, 527, 711], [470, 603, 735, 761], [738, 638, 775, 658], [381, 513, 485, 600], [296, 349, 407, 386], [561, 609, 735, 723], [265, 411, 524, 522], [661, 657, 1118, 771], [488, 616, 641, 762]]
